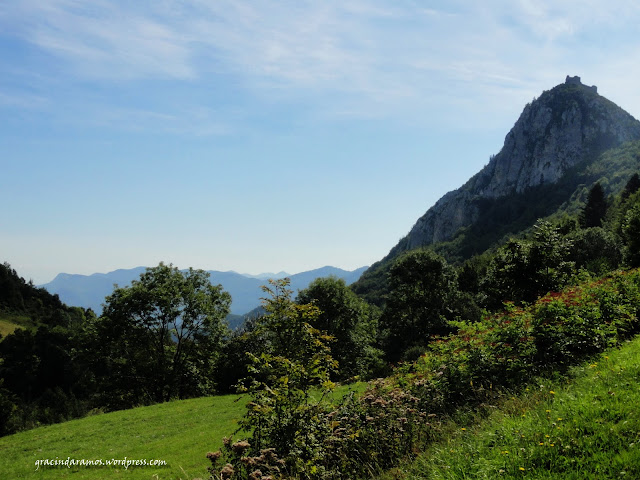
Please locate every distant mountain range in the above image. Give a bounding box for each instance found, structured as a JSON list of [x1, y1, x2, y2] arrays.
[[40, 265, 368, 316]]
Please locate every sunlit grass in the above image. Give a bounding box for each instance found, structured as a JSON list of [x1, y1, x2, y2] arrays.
[[0, 382, 362, 480], [401, 336, 640, 479], [0, 312, 36, 338]]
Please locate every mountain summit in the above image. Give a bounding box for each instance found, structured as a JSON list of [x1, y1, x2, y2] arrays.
[[353, 77, 640, 303], [404, 76, 640, 250]]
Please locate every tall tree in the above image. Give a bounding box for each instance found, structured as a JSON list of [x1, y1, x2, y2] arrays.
[[622, 173, 640, 200], [580, 182, 608, 228], [622, 203, 640, 267], [95, 263, 231, 408], [380, 250, 459, 362], [297, 276, 382, 380], [239, 279, 336, 460], [482, 220, 574, 307]]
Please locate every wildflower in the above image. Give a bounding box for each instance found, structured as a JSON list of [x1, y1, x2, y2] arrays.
[[545, 410, 551, 413], [549, 390, 556, 395], [206, 451, 222, 462], [249, 470, 263, 480], [519, 467, 525, 471], [220, 464, 235, 480], [461, 428, 466, 431], [232, 440, 251, 455]]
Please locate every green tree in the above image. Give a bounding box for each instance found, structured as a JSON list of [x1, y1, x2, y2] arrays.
[[380, 250, 459, 362], [622, 203, 640, 267], [580, 182, 608, 228], [235, 279, 336, 472], [529, 220, 575, 292], [482, 221, 574, 307], [296, 276, 382, 380], [481, 239, 533, 308], [95, 263, 231, 408], [622, 172, 640, 200], [568, 227, 622, 274]]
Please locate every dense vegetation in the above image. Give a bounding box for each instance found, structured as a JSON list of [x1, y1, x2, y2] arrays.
[[404, 334, 640, 479], [353, 139, 640, 306], [208, 269, 640, 480], [206, 170, 640, 480], [0, 263, 96, 435], [2, 162, 640, 478], [0, 263, 232, 435]]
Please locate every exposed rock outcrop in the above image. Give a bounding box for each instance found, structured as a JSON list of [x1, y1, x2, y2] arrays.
[[404, 77, 640, 249]]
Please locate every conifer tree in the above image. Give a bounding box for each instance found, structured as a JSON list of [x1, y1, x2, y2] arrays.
[[580, 182, 608, 228]]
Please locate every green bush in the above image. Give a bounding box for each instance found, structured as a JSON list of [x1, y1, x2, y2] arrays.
[[207, 270, 640, 480]]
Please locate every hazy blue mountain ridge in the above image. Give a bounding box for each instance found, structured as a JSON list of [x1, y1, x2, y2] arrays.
[[41, 265, 367, 316]]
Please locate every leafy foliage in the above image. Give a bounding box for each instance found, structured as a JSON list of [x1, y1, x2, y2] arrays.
[[94, 263, 231, 409], [380, 250, 466, 362], [209, 268, 640, 480], [208, 279, 337, 479], [579, 182, 608, 227], [296, 276, 383, 380], [481, 220, 574, 308]]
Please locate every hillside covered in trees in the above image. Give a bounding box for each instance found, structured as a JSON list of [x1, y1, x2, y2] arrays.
[[3, 77, 640, 479]]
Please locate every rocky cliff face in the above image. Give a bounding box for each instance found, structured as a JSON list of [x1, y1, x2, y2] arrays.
[[405, 77, 640, 249]]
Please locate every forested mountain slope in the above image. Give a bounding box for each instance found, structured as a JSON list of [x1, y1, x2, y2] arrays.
[[354, 76, 640, 304]]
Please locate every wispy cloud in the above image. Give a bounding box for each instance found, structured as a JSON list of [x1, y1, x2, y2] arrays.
[[2, 0, 640, 131], [0, 90, 49, 110], [1, 0, 195, 80]]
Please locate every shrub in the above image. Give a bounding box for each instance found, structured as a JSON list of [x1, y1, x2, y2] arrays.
[[206, 269, 640, 480]]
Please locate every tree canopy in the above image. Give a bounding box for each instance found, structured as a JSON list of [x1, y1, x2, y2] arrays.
[[297, 276, 382, 380], [95, 263, 231, 408]]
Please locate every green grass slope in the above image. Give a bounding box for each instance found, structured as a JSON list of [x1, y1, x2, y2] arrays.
[[401, 335, 640, 479], [0, 394, 243, 480], [0, 383, 363, 480], [0, 312, 36, 338]]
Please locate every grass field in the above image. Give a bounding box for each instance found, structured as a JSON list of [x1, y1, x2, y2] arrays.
[[0, 384, 363, 480], [398, 335, 640, 479], [0, 312, 36, 338]]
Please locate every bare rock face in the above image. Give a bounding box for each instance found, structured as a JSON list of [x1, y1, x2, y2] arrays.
[[405, 77, 640, 249]]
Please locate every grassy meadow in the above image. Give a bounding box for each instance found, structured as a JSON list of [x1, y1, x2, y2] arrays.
[[0, 383, 363, 480], [0, 393, 242, 480], [0, 312, 35, 338]]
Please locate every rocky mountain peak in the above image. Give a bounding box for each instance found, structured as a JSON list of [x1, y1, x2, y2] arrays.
[[403, 77, 640, 250]]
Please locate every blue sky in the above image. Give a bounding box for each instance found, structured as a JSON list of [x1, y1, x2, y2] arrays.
[[3, 1, 640, 284]]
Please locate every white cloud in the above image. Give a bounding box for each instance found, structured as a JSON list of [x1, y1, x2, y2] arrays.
[[0, 90, 49, 109], [3, 0, 640, 131], [2, 0, 195, 80]]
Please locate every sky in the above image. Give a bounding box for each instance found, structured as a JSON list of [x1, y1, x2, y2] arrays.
[[3, 1, 640, 284]]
